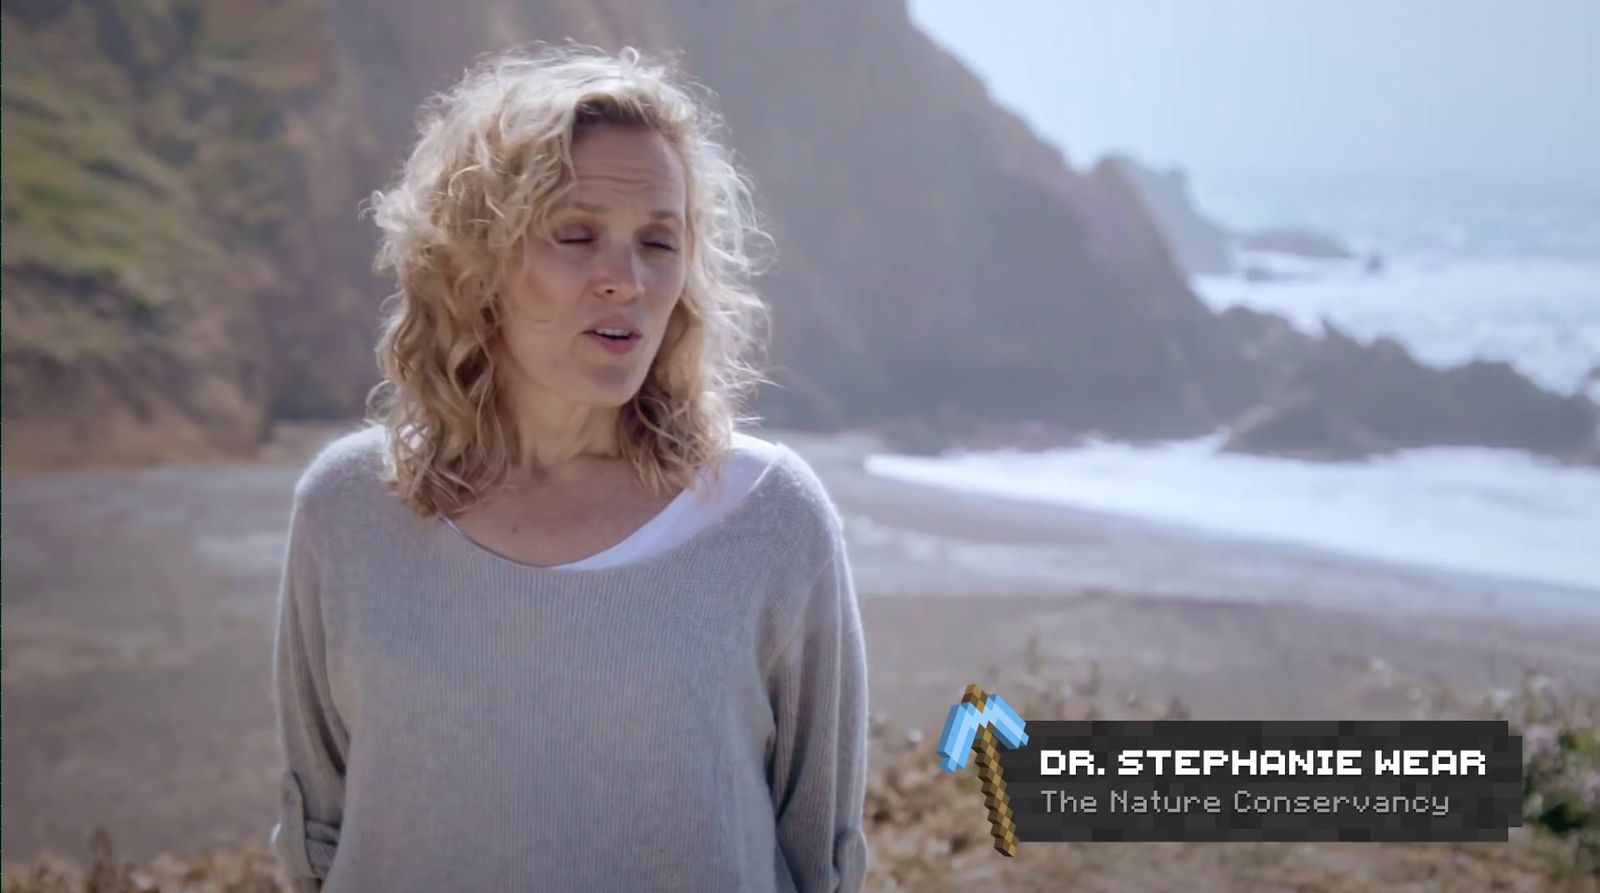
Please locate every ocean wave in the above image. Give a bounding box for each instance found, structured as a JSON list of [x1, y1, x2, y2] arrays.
[[864, 435, 1600, 593]]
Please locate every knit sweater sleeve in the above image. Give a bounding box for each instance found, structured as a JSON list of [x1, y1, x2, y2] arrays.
[[765, 515, 872, 893], [269, 489, 347, 893]]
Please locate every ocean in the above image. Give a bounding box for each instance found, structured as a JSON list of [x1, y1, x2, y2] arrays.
[[1192, 170, 1600, 399], [865, 171, 1600, 593]]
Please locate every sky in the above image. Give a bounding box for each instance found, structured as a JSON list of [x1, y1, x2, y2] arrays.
[[906, 0, 1600, 186]]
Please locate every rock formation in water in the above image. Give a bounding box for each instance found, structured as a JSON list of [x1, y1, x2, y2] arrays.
[[1238, 228, 1353, 260]]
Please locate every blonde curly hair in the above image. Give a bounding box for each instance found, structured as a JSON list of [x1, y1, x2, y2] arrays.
[[363, 44, 772, 520]]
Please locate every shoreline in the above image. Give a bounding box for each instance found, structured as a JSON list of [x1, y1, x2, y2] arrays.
[[775, 426, 1600, 626]]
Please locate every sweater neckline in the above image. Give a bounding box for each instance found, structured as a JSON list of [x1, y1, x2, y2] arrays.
[[439, 474, 700, 571], [431, 444, 787, 578]]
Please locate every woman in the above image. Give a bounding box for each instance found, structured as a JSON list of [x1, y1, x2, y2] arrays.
[[270, 45, 870, 892]]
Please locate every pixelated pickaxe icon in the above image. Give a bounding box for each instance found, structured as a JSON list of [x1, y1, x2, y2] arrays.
[[936, 683, 1029, 856]]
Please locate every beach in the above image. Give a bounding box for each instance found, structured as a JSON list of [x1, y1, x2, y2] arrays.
[[4, 423, 1599, 867]]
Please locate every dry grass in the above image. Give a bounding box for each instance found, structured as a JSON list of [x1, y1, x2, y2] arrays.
[[0, 828, 280, 893]]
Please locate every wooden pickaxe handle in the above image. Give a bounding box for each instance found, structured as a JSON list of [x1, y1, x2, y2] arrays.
[[962, 684, 1019, 857]]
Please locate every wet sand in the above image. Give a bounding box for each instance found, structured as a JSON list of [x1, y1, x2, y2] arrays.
[[5, 422, 1599, 864]]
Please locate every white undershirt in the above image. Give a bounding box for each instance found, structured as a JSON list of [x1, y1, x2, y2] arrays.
[[442, 430, 784, 570]]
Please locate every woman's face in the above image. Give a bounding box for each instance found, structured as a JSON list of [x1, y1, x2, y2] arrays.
[[495, 125, 689, 412]]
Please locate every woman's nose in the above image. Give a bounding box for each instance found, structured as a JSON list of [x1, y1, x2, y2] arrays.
[[594, 247, 644, 300]]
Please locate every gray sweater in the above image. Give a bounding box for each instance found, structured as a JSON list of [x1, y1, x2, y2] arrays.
[[269, 426, 870, 892]]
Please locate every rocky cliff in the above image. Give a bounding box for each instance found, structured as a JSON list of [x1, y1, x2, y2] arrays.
[[4, 0, 383, 466], [4, 0, 1593, 468]]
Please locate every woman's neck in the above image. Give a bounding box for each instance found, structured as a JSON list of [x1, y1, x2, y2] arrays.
[[499, 390, 623, 482]]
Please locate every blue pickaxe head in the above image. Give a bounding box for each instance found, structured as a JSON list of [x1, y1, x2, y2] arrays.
[[936, 692, 1028, 772]]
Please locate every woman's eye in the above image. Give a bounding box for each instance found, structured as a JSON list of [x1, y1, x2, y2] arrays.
[[549, 227, 674, 251]]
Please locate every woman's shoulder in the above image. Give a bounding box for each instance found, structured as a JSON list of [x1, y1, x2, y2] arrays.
[[731, 430, 845, 546], [724, 429, 786, 485], [292, 423, 393, 513]]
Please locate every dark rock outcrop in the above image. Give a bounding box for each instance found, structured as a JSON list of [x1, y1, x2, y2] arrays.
[[1219, 309, 1598, 461]]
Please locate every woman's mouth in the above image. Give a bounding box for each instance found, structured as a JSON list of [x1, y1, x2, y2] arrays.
[[584, 328, 641, 354]]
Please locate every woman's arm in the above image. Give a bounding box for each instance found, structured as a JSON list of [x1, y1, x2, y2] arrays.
[[766, 523, 871, 893], [270, 495, 347, 893]]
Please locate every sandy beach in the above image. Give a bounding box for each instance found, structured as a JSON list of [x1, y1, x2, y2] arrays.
[[4, 423, 1599, 867]]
